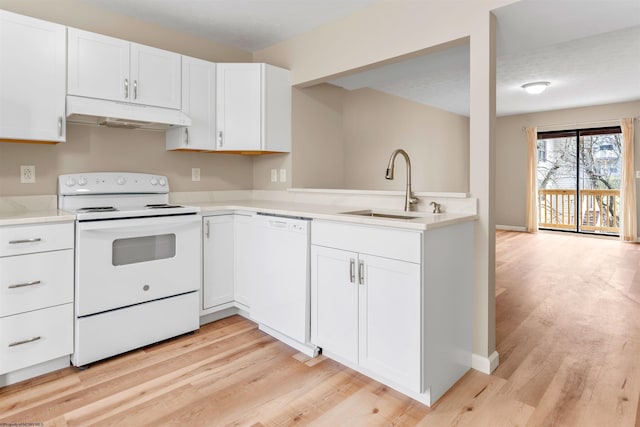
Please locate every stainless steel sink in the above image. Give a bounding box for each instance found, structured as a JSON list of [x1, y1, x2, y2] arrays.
[[340, 209, 421, 220]]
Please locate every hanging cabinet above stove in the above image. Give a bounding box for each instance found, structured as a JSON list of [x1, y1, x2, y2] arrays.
[[67, 28, 181, 110]]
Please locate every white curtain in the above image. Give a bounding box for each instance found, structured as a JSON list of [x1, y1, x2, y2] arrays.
[[525, 127, 538, 233], [620, 118, 636, 242]]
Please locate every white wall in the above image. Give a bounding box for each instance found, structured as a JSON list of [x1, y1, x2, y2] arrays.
[[342, 88, 469, 192], [0, 125, 253, 196], [274, 85, 470, 193]]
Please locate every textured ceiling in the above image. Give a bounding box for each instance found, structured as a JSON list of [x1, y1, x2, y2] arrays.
[[80, 0, 640, 117], [81, 0, 378, 52]]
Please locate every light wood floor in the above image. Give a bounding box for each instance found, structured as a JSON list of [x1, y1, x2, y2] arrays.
[[1, 231, 639, 426]]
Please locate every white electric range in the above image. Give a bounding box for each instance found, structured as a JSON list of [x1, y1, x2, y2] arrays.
[[58, 172, 201, 367]]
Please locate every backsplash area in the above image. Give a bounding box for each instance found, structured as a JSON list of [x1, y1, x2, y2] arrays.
[[0, 124, 253, 197]]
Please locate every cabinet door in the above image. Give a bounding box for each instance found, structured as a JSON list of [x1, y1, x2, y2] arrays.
[[234, 214, 255, 309], [130, 43, 181, 109], [216, 63, 262, 151], [311, 245, 359, 365], [166, 57, 216, 150], [202, 216, 235, 311], [358, 254, 421, 392], [67, 28, 129, 102], [0, 11, 66, 142]]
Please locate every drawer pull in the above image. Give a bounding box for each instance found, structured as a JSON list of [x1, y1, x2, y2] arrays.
[[9, 238, 42, 244], [8, 280, 41, 289], [8, 336, 41, 347]]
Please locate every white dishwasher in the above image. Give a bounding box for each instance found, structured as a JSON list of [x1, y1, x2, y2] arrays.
[[251, 212, 318, 357]]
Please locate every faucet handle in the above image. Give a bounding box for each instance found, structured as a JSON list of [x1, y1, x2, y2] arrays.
[[430, 201, 442, 214]]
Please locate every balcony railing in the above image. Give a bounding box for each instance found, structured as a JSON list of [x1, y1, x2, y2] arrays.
[[538, 188, 620, 234]]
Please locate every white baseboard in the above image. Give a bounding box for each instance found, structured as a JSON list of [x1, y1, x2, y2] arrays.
[[471, 351, 499, 374], [496, 225, 527, 232]]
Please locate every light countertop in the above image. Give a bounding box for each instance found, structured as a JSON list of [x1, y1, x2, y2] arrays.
[[0, 209, 76, 227], [193, 200, 477, 231], [0, 200, 476, 231]]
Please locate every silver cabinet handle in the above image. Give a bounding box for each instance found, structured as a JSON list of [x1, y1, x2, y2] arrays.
[[58, 117, 63, 137], [8, 280, 41, 289], [358, 260, 365, 285], [349, 258, 356, 283], [133, 80, 138, 99], [205, 220, 210, 239], [124, 78, 129, 99], [218, 131, 223, 147], [185, 128, 189, 146], [9, 336, 41, 347], [9, 238, 42, 244]]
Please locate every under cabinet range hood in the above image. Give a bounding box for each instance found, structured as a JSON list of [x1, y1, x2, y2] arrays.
[[66, 96, 191, 131]]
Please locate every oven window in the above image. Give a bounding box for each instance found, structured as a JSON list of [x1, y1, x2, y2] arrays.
[[112, 234, 176, 266]]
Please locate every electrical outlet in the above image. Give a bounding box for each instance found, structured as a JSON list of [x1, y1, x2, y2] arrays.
[[270, 169, 278, 182], [191, 168, 201, 182], [20, 165, 35, 183], [279, 169, 287, 183]]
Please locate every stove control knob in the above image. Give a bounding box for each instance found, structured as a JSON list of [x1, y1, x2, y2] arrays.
[[150, 177, 158, 186], [116, 176, 126, 185], [65, 177, 76, 187], [78, 177, 87, 186], [159, 178, 167, 186]]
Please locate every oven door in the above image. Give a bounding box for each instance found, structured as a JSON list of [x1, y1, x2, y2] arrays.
[[76, 214, 201, 317]]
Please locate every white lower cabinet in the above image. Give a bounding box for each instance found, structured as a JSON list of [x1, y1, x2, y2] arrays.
[[0, 304, 73, 375], [202, 215, 235, 311], [201, 213, 255, 316], [358, 253, 421, 392], [0, 222, 74, 385], [311, 219, 473, 406], [311, 234, 421, 393], [311, 246, 359, 364]]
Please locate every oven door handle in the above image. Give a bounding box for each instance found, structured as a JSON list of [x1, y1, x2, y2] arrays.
[[78, 214, 201, 232]]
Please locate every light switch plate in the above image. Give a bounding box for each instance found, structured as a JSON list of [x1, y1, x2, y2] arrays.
[[279, 169, 287, 183], [20, 165, 35, 183], [191, 168, 201, 182], [270, 169, 278, 182], [636, 171, 640, 179]]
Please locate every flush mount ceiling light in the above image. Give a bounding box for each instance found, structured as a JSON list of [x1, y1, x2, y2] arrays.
[[521, 81, 550, 95]]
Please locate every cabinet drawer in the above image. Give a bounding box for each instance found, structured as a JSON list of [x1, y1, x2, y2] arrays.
[[0, 222, 74, 257], [0, 304, 73, 375], [312, 221, 421, 263], [0, 250, 74, 317]]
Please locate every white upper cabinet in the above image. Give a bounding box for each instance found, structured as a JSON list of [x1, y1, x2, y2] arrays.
[[0, 10, 66, 143], [166, 56, 216, 151], [67, 28, 128, 103], [216, 63, 291, 153], [130, 43, 181, 109], [67, 28, 181, 109]]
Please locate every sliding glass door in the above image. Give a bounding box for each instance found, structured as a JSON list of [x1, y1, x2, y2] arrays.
[[536, 127, 622, 235]]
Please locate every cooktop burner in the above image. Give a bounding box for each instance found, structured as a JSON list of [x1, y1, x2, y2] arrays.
[[76, 206, 118, 213], [145, 204, 184, 209]]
